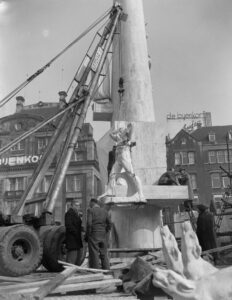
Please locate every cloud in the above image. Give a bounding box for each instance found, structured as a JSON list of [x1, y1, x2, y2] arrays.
[[0, 1, 8, 13]]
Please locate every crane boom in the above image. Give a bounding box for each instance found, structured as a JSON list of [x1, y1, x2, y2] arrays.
[[13, 4, 123, 218]]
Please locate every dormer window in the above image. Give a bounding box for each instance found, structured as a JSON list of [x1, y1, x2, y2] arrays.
[[181, 138, 186, 145], [208, 132, 215, 142], [227, 130, 232, 141]]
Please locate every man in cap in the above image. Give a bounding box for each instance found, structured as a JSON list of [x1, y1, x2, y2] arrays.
[[86, 198, 111, 269]]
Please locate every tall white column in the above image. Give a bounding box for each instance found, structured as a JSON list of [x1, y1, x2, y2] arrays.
[[112, 0, 155, 122]]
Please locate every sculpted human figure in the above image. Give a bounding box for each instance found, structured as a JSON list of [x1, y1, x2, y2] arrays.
[[99, 123, 146, 202], [152, 222, 232, 300]]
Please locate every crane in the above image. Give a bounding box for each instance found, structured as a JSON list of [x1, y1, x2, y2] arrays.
[[0, 4, 122, 276]]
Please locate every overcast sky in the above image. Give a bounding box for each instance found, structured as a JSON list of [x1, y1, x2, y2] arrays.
[[0, 0, 232, 140]]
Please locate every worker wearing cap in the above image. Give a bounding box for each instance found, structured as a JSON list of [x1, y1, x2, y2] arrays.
[[65, 200, 83, 265], [86, 198, 111, 270]]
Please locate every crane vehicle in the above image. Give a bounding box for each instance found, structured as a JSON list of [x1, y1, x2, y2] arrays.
[[0, 4, 123, 276]]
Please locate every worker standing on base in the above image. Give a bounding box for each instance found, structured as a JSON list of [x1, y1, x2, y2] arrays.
[[65, 200, 83, 265], [86, 198, 111, 270]]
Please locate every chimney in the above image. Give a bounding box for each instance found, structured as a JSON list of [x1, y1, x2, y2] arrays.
[[16, 96, 25, 113], [58, 91, 67, 109]]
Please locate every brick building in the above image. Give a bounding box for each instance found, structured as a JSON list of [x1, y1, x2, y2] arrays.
[[166, 125, 232, 240], [0, 96, 101, 224]]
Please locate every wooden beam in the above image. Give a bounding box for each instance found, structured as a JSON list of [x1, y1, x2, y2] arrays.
[[202, 244, 232, 255], [109, 247, 162, 253], [58, 260, 110, 274], [11, 279, 122, 295], [30, 266, 78, 299], [0, 273, 104, 294]]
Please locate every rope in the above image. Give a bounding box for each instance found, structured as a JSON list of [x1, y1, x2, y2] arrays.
[[0, 7, 112, 108]]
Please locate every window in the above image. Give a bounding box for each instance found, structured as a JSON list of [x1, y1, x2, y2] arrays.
[[188, 152, 195, 165], [14, 122, 23, 131], [182, 152, 188, 165], [181, 138, 186, 145], [208, 151, 216, 164], [35, 175, 52, 193], [44, 176, 52, 192], [217, 151, 225, 163], [174, 153, 181, 165], [222, 176, 230, 188], [94, 175, 101, 197], [37, 137, 49, 154], [189, 174, 197, 189], [208, 132, 215, 142], [211, 173, 221, 188], [71, 151, 84, 161], [225, 150, 232, 163], [11, 141, 25, 152], [6, 177, 26, 191], [227, 130, 232, 141], [66, 175, 82, 192]]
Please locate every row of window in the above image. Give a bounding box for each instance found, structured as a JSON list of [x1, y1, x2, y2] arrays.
[[3, 138, 87, 154], [174, 150, 232, 166], [5, 174, 83, 193], [208, 150, 232, 164], [211, 173, 230, 189]]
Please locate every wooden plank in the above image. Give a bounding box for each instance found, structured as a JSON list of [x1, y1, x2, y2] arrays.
[[58, 260, 110, 274], [202, 244, 232, 254], [45, 295, 137, 300], [11, 279, 122, 295], [109, 247, 162, 253], [0, 274, 104, 293], [0, 276, 37, 283], [30, 266, 81, 299]]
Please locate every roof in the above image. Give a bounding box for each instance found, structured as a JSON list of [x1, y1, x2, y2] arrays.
[[0, 102, 60, 123], [191, 125, 232, 143], [18, 102, 60, 120]]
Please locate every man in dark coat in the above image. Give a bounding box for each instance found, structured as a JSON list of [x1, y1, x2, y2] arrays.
[[86, 198, 111, 270], [196, 204, 218, 262], [65, 200, 83, 265]]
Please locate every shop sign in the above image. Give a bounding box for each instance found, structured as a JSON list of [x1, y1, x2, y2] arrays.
[[167, 112, 206, 120], [0, 155, 42, 166]]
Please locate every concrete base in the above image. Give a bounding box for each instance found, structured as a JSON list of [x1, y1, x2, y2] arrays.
[[106, 184, 189, 249], [110, 204, 162, 249]]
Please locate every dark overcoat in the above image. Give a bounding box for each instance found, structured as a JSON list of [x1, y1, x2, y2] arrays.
[[65, 208, 83, 250], [196, 210, 217, 251]]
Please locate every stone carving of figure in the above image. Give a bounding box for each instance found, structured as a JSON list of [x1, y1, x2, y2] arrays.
[[99, 123, 146, 203], [152, 222, 232, 300]]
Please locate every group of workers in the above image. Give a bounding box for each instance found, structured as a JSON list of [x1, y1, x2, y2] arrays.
[[65, 198, 111, 270]]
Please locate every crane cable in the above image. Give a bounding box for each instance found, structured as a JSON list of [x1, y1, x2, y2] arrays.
[[0, 7, 112, 108]]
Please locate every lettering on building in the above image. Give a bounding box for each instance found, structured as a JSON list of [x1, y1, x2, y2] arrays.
[[0, 155, 42, 166]]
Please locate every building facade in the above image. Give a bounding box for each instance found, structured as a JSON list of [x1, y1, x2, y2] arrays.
[[166, 125, 232, 240], [0, 96, 101, 224]]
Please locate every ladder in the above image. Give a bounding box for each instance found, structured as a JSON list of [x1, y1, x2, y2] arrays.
[[215, 193, 232, 232]]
